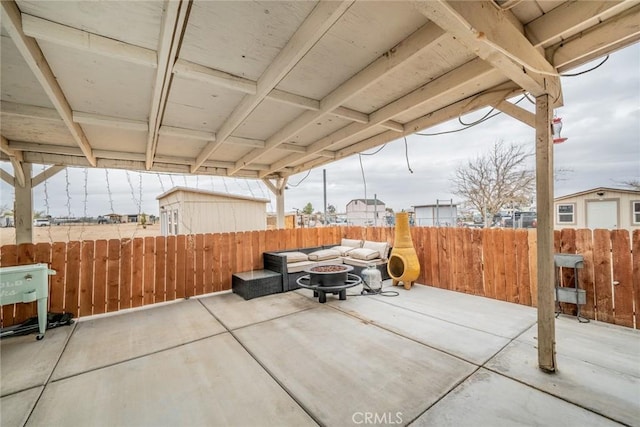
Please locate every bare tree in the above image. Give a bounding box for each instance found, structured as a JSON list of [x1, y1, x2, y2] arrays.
[[616, 179, 640, 191], [452, 141, 535, 227]]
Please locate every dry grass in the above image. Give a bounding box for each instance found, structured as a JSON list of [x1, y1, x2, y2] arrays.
[[0, 223, 161, 245]]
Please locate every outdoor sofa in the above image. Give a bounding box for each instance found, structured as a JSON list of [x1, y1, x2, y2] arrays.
[[263, 238, 391, 291]]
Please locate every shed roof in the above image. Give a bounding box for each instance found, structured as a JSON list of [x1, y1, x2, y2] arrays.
[[554, 187, 640, 201], [1, 1, 638, 179], [156, 186, 269, 203], [348, 198, 386, 206]]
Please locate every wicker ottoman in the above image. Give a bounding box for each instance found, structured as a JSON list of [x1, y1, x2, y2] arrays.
[[232, 270, 283, 300]]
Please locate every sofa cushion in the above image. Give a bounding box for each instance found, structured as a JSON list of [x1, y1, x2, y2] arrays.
[[308, 249, 341, 261], [363, 241, 389, 259], [287, 260, 316, 273], [348, 248, 380, 261], [330, 245, 357, 256], [343, 257, 386, 267], [341, 238, 363, 248], [280, 251, 309, 263]]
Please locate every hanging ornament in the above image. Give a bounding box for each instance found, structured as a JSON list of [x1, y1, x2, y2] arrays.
[[552, 117, 567, 144]]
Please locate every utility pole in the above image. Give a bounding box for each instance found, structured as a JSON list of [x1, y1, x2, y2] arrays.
[[323, 169, 327, 225]]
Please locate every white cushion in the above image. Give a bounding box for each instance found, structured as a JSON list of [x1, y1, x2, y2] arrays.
[[308, 249, 341, 261], [341, 238, 363, 248], [348, 248, 380, 261], [362, 241, 389, 259], [331, 245, 357, 256], [280, 251, 308, 263], [343, 257, 385, 267], [287, 260, 316, 273]]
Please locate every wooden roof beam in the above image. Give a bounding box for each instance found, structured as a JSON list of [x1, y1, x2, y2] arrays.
[[262, 57, 500, 177], [525, 0, 637, 47], [550, 4, 640, 72], [192, 1, 354, 173], [491, 99, 535, 127], [9, 150, 272, 178], [7, 140, 284, 173], [0, 0, 96, 166], [173, 60, 404, 131], [145, 0, 191, 170], [414, 1, 562, 102], [32, 165, 66, 187], [21, 13, 157, 68], [291, 84, 522, 174], [1, 135, 25, 187], [232, 21, 447, 176]]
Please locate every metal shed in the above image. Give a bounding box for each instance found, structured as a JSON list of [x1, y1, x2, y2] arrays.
[[157, 187, 268, 235], [414, 202, 458, 227], [554, 187, 640, 231]]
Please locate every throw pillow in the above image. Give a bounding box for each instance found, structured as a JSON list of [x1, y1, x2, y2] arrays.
[[341, 238, 363, 248], [330, 245, 357, 256], [280, 251, 309, 263], [308, 249, 341, 261], [348, 248, 380, 261], [362, 241, 389, 259]]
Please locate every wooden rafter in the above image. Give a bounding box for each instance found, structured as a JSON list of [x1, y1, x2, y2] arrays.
[[550, 4, 640, 72], [1, 101, 326, 156], [491, 100, 535, 127], [21, 13, 157, 68], [291, 84, 521, 175], [1, 135, 26, 187], [231, 20, 447, 176], [525, 0, 637, 47], [172, 59, 404, 133], [262, 57, 500, 177], [6, 141, 292, 175], [191, 0, 354, 173], [145, 0, 191, 170], [413, 1, 562, 102], [32, 164, 66, 187], [0, 0, 96, 166]]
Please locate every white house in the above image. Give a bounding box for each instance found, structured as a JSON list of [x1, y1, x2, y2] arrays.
[[554, 187, 640, 230], [414, 202, 458, 227], [346, 199, 386, 226], [157, 187, 269, 236]]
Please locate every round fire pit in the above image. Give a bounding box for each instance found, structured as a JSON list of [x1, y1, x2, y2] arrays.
[[295, 264, 361, 303], [306, 264, 354, 287]]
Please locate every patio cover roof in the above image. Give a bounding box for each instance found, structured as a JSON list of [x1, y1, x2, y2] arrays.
[[1, 0, 639, 180]]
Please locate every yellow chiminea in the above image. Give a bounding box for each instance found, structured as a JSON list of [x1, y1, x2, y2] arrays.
[[388, 212, 420, 290]]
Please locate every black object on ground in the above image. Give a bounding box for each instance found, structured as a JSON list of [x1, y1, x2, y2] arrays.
[[0, 312, 74, 339]]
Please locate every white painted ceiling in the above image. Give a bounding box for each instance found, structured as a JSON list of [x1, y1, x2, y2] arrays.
[[1, 0, 638, 181]]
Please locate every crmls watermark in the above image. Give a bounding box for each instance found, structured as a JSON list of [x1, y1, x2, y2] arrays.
[[352, 412, 403, 425]]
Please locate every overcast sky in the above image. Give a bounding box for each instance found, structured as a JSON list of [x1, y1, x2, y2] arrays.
[[1, 43, 638, 217]]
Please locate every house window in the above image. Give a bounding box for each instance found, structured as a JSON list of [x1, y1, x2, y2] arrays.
[[633, 201, 640, 225], [173, 210, 179, 235], [557, 203, 575, 224]]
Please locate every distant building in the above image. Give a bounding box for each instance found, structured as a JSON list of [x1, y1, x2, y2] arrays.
[[554, 187, 640, 230], [346, 198, 386, 226], [157, 187, 269, 235], [0, 215, 14, 227], [413, 202, 458, 227]]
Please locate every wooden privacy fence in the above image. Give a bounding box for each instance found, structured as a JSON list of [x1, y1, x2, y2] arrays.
[[1, 227, 638, 329]]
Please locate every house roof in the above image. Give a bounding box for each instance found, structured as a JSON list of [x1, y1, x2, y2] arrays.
[[1, 1, 638, 180], [414, 203, 458, 208], [554, 187, 640, 201], [348, 198, 385, 206], [156, 186, 269, 203]]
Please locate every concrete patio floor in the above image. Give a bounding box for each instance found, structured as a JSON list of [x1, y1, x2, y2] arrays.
[[2, 282, 639, 426]]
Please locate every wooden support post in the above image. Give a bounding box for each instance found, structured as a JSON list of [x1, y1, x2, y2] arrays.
[[535, 94, 557, 372], [14, 162, 33, 244], [262, 177, 288, 229]]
